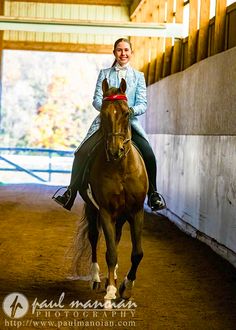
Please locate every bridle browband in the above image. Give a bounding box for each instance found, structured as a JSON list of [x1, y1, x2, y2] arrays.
[[102, 93, 131, 161], [103, 94, 128, 102]]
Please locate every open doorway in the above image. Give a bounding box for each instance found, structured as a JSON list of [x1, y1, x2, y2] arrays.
[[0, 50, 112, 184]]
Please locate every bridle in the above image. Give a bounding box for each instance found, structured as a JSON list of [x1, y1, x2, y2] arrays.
[[103, 94, 128, 102], [102, 93, 131, 161]]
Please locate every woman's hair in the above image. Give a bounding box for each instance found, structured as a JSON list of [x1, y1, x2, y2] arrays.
[[111, 38, 133, 67]]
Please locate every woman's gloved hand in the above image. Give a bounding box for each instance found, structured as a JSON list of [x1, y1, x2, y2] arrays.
[[129, 107, 135, 118]]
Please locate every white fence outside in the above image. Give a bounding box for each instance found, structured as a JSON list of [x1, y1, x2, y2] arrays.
[[0, 152, 74, 186]]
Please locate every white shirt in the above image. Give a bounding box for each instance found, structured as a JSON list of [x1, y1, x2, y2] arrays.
[[115, 63, 129, 81]]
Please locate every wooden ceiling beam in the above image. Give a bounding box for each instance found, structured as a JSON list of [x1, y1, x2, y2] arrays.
[[9, 0, 131, 6], [130, 0, 145, 18], [3, 40, 113, 53]]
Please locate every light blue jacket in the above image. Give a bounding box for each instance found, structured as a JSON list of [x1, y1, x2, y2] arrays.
[[81, 65, 148, 144]]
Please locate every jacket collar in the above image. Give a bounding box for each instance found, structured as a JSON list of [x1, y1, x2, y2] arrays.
[[107, 66, 135, 88]]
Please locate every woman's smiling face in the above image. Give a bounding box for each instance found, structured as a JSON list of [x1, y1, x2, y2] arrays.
[[113, 41, 133, 67]]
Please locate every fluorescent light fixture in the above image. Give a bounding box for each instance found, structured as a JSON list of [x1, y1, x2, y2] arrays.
[[0, 16, 184, 38]]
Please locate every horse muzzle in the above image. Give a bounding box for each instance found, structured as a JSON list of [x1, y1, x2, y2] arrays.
[[105, 132, 131, 162], [106, 145, 126, 161]]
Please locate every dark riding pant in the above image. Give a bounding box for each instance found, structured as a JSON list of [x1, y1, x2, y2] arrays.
[[69, 130, 102, 194], [68, 128, 157, 196], [131, 129, 157, 194]]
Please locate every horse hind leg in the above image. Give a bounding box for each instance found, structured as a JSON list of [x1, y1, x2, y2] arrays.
[[119, 211, 144, 300], [86, 204, 101, 290], [90, 262, 101, 290], [119, 249, 143, 300]]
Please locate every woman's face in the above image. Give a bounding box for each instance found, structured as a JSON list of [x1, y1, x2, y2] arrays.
[[113, 41, 132, 66]]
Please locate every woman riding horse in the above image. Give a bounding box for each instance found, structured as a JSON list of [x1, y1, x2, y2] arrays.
[[53, 38, 165, 212], [79, 77, 149, 306]]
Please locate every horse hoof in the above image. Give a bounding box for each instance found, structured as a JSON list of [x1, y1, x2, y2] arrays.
[[90, 281, 101, 291], [119, 280, 133, 300], [119, 281, 126, 298]]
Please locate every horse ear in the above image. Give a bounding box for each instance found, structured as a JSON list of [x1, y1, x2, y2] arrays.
[[120, 78, 127, 93], [102, 78, 109, 94]]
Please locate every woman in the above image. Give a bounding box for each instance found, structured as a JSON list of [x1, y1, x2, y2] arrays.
[[53, 38, 165, 212]]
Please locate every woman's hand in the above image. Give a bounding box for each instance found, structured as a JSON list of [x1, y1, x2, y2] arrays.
[[129, 107, 135, 118]]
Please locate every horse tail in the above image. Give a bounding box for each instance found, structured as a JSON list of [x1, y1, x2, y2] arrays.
[[68, 204, 97, 280]]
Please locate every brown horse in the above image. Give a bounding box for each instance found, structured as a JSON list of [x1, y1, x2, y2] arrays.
[[78, 78, 148, 308]]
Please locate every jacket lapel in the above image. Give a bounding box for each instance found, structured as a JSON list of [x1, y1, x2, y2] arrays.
[[126, 67, 136, 91], [106, 66, 137, 91], [106, 67, 119, 88]]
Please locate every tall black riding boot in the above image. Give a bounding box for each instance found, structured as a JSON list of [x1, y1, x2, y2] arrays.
[[131, 130, 166, 211]]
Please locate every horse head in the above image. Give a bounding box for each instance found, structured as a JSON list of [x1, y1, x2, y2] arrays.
[[101, 78, 132, 161]]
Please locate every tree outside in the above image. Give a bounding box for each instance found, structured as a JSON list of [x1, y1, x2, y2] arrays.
[[0, 50, 112, 150]]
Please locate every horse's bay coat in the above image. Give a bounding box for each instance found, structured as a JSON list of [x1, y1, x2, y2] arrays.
[[76, 79, 148, 306], [81, 66, 148, 145]]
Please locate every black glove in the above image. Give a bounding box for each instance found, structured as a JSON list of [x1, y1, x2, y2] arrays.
[[129, 107, 134, 118]]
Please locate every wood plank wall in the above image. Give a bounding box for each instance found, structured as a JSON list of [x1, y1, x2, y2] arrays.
[[131, 0, 236, 85]]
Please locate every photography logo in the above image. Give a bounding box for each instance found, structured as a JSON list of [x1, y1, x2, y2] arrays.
[[2, 293, 29, 319]]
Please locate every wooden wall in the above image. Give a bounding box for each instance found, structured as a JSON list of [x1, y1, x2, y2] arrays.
[[131, 0, 236, 85], [0, 0, 4, 103]]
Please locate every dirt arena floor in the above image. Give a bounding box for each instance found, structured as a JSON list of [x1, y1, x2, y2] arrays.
[[0, 184, 236, 330]]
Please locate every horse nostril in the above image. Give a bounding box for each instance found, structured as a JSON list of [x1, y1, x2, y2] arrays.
[[109, 149, 123, 160]]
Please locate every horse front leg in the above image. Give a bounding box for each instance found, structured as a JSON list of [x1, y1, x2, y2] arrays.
[[119, 209, 144, 300], [100, 208, 117, 308], [105, 218, 123, 289], [104, 217, 125, 288]]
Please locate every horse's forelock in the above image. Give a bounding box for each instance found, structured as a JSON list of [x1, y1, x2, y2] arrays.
[[104, 87, 119, 97]]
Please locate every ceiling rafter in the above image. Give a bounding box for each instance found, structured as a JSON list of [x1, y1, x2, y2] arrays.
[[8, 0, 133, 6], [3, 40, 113, 53]]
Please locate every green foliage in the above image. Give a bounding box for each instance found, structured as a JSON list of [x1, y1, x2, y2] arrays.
[[1, 50, 112, 149]]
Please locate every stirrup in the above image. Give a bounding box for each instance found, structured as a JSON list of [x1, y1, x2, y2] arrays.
[[52, 187, 74, 210], [157, 193, 166, 210], [52, 186, 68, 200], [148, 192, 166, 211]]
